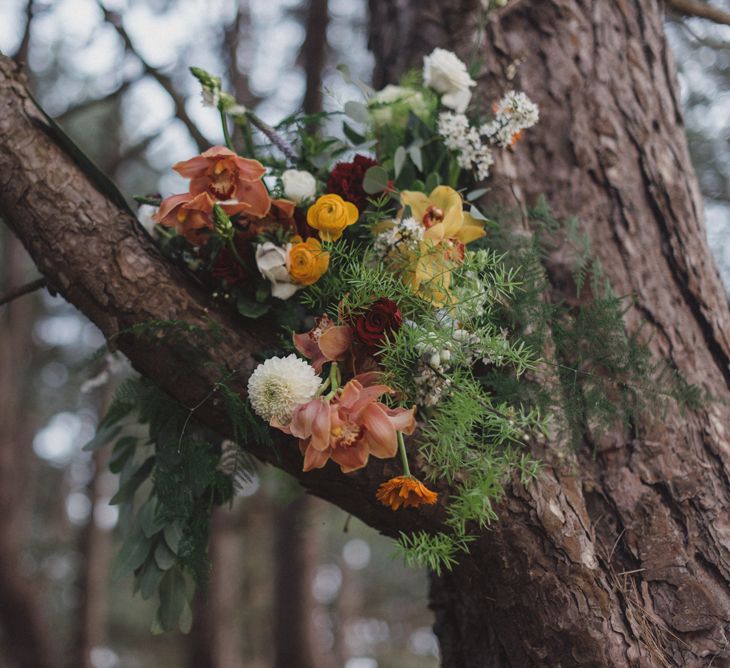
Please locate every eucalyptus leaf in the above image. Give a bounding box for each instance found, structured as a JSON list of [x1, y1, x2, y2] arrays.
[[363, 166, 390, 194], [82, 424, 121, 452], [425, 173, 441, 192], [109, 436, 137, 474], [158, 568, 187, 632], [163, 522, 184, 554], [111, 523, 151, 581], [139, 497, 167, 538], [110, 456, 155, 506], [342, 123, 366, 145], [394, 146, 407, 178], [408, 146, 423, 172], [154, 540, 177, 571], [139, 557, 165, 600], [179, 601, 193, 634], [236, 294, 270, 319], [467, 188, 489, 201], [344, 101, 370, 125]]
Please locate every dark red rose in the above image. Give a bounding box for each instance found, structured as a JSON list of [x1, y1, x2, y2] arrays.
[[354, 298, 403, 350], [212, 230, 255, 285], [325, 154, 378, 212]]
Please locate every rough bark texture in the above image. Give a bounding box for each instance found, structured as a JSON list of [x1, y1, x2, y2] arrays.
[[2, 0, 730, 662], [369, 0, 730, 665]]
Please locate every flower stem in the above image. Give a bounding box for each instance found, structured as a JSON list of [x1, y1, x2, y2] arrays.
[[398, 431, 411, 477], [219, 107, 234, 151], [324, 362, 340, 400]]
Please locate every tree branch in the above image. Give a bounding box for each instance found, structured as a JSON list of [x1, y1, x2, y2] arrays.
[[665, 0, 730, 26], [97, 2, 209, 151], [0, 54, 430, 539], [0, 277, 46, 307]]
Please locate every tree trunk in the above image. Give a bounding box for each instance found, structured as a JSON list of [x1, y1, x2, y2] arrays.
[[2, 0, 730, 663], [369, 0, 730, 665]]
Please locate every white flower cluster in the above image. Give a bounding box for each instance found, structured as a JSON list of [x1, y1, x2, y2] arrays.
[[412, 327, 481, 407], [437, 91, 538, 180], [247, 354, 321, 424], [438, 112, 495, 180], [481, 91, 540, 148], [373, 217, 425, 257]]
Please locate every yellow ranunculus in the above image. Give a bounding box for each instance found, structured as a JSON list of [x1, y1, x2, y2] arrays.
[[399, 185, 485, 245], [288, 236, 330, 286], [306, 194, 359, 242]]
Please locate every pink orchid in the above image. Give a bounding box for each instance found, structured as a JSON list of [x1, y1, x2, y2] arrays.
[[173, 146, 271, 218], [153, 191, 250, 245], [293, 314, 354, 373], [276, 373, 416, 473]]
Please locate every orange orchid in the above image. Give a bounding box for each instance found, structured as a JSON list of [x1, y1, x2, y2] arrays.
[[293, 314, 353, 374], [276, 373, 416, 473], [173, 146, 271, 218]]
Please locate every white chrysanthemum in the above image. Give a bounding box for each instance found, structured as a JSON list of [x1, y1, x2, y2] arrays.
[[247, 354, 322, 424]]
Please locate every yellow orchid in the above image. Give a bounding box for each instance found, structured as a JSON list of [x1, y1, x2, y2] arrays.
[[399, 185, 485, 245]]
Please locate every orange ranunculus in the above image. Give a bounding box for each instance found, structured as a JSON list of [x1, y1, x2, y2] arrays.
[[376, 476, 438, 510], [173, 146, 271, 218], [288, 236, 330, 286], [274, 373, 416, 473], [306, 194, 359, 242]]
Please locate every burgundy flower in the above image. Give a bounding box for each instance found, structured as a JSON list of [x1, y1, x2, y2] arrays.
[[325, 154, 378, 211], [354, 298, 403, 350], [212, 230, 256, 285]]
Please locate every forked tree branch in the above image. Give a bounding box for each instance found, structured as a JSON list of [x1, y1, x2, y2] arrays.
[[0, 278, 46, 307]]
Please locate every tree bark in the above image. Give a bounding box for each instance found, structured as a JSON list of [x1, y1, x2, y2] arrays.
[[369, 0, 730, 665], [2, 0, 730, 662]]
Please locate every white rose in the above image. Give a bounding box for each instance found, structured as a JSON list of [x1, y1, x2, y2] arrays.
[[423, 48, 476, 113], [255, 242, 299, 300], [281, 169, 317, 204]]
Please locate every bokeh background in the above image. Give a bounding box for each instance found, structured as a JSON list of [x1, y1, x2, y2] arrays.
[[0, 2, 728, 667]]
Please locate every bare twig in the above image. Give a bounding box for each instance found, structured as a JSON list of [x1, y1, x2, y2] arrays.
[[97, 2, 208, 151], [0, 277, 46, 307], [665, 0, 730, 26]]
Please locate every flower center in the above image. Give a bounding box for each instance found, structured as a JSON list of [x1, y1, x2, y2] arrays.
[[422, 206, 445, 228], [208, 160, 236, 199], [331, 422, 363, 448]]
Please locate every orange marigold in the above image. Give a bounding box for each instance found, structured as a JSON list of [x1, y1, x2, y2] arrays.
[[376, 476, 438, 511]]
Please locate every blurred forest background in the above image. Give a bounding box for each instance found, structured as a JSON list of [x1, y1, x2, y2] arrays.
[[0, 1, 728, 667]]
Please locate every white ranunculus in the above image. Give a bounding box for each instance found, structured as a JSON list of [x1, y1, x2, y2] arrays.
[[423, 48, 476, 113], [281, 169, 317, 203], [255, 242, 299, 299], [369, 85, 429, 127]]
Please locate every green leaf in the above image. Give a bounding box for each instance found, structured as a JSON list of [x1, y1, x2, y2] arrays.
[[82, 424, 121, 452], [342, 123, 366, 145], [363, 166, 390, 194], [155, 539, 177, 571], [425, 172, 441, 192], [139, 557, 165, 600], [179, 601, 193, 634], [344, 101, 370, 125], [408, 146, 423, 172], [163, 522, 184, 554], [110, 456, 155, 506], [466, 188, 488, 201], [236, 294, 271, 319], [394, 146, 407, 178], [139, 497, 167, 538], [111, 523, 151, 581], [109, 436, 137, 474], [158, 568, 187, 632]]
